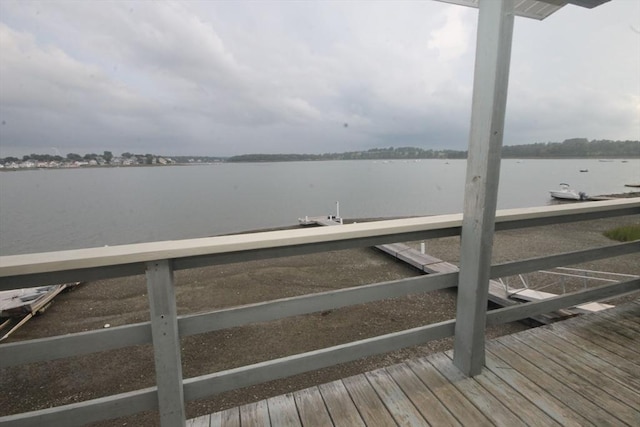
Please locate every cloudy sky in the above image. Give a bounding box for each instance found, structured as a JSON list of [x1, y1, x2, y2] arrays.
[[0, 0, 638, 158]]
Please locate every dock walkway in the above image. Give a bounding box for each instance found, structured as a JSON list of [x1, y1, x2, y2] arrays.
[[374, 242, 544, 317], [187, 299, 639, 426]]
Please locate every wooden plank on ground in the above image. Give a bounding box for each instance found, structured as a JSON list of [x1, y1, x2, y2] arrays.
[[375, 243, 407, 257], [376, 244, 442, 270], [406, 357, 493, 426], [240, 400, 270, 427], [423, 262, 458, 274], [267, 393, 302, 427], [318, 380, 365, 427], [342, 374, 396, 427], [397, 250, 431, 270], [513, 331, 640, 422], [365, 368, 428, 426], [293, 386, 333, 427], [427, 353, 527, 427], [482, 348, 589, 427], [489, 338, 623, 426], [186, 414, 211, 427], [385, 363, 461, 427]]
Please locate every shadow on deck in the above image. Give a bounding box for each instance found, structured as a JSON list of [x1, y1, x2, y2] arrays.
[[189, 300, 640, 426]]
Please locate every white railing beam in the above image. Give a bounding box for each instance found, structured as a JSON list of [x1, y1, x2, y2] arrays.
[[454, 0, 515, 376], [1, 199, 637, 291]]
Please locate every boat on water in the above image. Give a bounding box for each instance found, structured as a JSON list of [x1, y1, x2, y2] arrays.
[[549, 183, 587, 201]]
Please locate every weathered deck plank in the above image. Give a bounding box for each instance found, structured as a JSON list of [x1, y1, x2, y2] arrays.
[[341, 374, 396, 427], [267, 394, 301, 427], [428, 352, 527, 427], [186, 414, 210, 427], [460, 359, 561, 426], [318, 380, 365, 427], [511, 333, 640, 424], [292, 387, 332, 427], [482, 350, 589, 426], [547, 323, 640, 379], [406, 357, 493, 426], [364, 369, 428, 426], [385, 363, 461, 426], [193, 300, 639, 427], [491, 336, 630, 426], [213, 407, 239, 427], [568, 324, 639, 358], [240, 400, 270, 427], [524, 328, 640, 395]]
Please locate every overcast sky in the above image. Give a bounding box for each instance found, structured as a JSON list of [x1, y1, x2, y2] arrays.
[[0, 0, 638, 158]]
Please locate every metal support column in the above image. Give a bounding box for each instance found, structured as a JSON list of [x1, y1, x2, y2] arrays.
[[146, 259, 186, 426], [453, 0, 515, 376]]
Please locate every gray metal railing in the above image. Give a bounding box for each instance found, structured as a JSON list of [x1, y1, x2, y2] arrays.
[[1, 199, 638, 426]]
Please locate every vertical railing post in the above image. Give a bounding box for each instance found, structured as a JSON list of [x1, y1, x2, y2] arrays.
[[146, 259, 186, 426], [453, 0, 515, 376]]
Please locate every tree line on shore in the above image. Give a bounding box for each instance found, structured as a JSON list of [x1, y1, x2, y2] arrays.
[[1, 138, 638, 166], [227, 139, 639, 162]]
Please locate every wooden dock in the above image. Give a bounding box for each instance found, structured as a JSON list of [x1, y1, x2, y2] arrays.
[[187, 299, 640, 426], [374, 242, 570, 323]]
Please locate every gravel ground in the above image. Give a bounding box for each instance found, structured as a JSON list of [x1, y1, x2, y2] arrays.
[[1, 209, 638, 426]]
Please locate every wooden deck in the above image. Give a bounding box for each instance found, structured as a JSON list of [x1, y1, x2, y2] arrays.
[[187, 299, 639, 426]]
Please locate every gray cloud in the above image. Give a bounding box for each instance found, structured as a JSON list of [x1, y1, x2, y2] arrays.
[[0, 0, 638, 158]]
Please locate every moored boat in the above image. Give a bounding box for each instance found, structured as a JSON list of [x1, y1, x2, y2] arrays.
[[549, 183, 587, 200]]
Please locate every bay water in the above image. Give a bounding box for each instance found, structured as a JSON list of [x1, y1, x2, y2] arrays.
[[1, 158, 638, 255]]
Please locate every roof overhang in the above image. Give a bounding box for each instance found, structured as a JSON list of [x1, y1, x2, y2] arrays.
[[437, 0, 610, 20]]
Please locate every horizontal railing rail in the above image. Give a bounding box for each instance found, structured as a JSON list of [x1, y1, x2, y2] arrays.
[[2, 240, 638, 369], [0, 272, 458, 367], [1, 199, 638, 426]]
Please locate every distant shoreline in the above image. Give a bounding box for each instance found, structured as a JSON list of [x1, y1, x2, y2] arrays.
[[2, 156, 639, 172]]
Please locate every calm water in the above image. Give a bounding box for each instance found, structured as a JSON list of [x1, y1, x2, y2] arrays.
[[1, 159, 638, 255]]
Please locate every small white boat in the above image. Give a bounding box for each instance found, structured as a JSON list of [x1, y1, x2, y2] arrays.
[[549, 183, 587, 201]]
